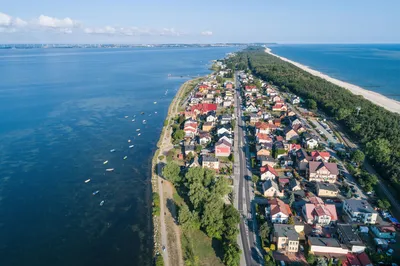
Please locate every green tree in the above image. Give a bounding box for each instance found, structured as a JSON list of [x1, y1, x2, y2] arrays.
[[316, 257, 328, 266], [163, 162, 181, 184], [259, 222, 270, 240], [287, 216, 295, 225], [152, 192, 160, 216], [288, 192, 295, 207], [172, 129, 185, 143], [252, 174, 259, 184], [178, 203, 200, 230], [366, 138, 391, 164], [216, 76, 224, 84], [351, 149, 365, 164], [306, 253, 316, 264], [201, 196, 224, 238], [155, 255, 164, 266], [195, 145, 202, 153], [223, 204, 240, 241], [223, 242, 241, 266], [306, 99, 317, 110], [377, 199, 391, 210]]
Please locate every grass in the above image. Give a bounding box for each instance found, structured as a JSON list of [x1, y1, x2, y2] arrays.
[[181, 228, 224, 266]]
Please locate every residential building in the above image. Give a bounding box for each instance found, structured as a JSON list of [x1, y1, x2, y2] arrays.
[[336, 224, 366, 253], [217, 125, 232, 136], [284, 126, 299, 141], [183, 120, 198, 138], [344, 253, 373, 266], [316, 182, 339, 197], [262, 179, 284, 198], [220, 114, 232, 125], [259, 155, 276, 168], [198, 131, 212, 145], [260, 164, 278, 181], [308, 161, 338, 183], [266, 198, 292, 223], [256, 133, 273, 144], [288, 178, 301, 191], [273, 224, 299, 253], [308, 237, 348, 257], [249, 113, 262, 124], [343, 199, 378, 225], [296, 149, 311, 171], [202, 155, 219, 171], [310, 151, 331, 162], [256, 145, 272, 158], [291, 96, 300, 105], [302, 196, 338, 225], [206, 114, 217, 122], [202, 122, 214, 132], [184, 145, 195, 156], [215, 139, 231, 157]]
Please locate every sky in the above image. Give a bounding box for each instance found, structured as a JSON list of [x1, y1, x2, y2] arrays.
[[1, 0, 399, 44]]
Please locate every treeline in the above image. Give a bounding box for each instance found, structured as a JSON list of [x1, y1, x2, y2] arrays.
[[163, 163, 241, 266], [227, 47, 400, 183]]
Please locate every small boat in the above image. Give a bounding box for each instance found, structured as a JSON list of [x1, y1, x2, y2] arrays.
[[128, 139, 131, 143], [142, 120, 147, 124], [138, 133, 141, 136], [124, 116, 128, 118], [123, 156, 128, 160], [136, 129, 140, 132], [133, 115, 136, 118], [129, 145, 134, 148], [155, 111, 158, 114], [100, 200, 105, 206], [141, 112, 145, 115], [103, 160, 109, 164], [106, 168, 114, 172], [110, 149, 116, 152], [131, 119, 135, 122], [85, 179, 91, 183], [92, 190, 100, 196], [154, 101, 157, 104], [148, 114, 151, 117]]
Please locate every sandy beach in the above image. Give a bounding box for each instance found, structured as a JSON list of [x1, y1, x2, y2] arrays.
[[265, 48, 400, 114]]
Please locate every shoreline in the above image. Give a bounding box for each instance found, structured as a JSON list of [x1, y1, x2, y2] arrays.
[[265, 48, 400, 114]]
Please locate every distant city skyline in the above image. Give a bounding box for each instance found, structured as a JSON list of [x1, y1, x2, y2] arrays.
[[1, 0, 400, 44]]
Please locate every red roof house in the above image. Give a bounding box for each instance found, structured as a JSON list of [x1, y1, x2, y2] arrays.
[[260, 164, 278, 181], [215, 139, 231, 157]]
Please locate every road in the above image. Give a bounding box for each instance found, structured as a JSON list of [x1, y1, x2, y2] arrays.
[[234, 72, 263, 266]]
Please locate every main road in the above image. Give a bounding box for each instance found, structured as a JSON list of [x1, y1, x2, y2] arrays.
[[234, 72, 263, 266]]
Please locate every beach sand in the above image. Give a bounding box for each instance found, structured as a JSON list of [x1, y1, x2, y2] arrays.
[[265, 48, 400, 114]]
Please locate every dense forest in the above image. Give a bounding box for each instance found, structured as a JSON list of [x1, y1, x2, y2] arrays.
[[228, 47, 400, 183]]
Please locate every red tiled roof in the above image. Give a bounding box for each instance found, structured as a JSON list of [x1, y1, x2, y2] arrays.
[[260, 164, 278, 176], [268, 198, 292, 216], [309, 161, 338, 175], [255, 122, 276, 130], [190, 103, 217, 113], [256, 133, 272, 141], [357, 252, 372, 266], [311, 151, 331, 160], [305, 196, 338, 221]]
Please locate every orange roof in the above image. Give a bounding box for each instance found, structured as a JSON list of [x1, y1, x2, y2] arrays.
[[269, 198, 292, 216], [260, 164, 278, 176]]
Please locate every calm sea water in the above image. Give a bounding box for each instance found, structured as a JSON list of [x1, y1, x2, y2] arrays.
[[269, 44, 400, 100], [0, 47, 238, 266]]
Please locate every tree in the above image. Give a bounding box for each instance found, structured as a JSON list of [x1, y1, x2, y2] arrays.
[[306, 253, 316, 264], [306, 99, 317, 110], [195, 145, 202, 153], [155, 255, 164, 266], [172, 129, 185, 143], [178, 203, 200, 230], [259, 222, 270, 240], [287, 216, 294, 225], [269, 243, 276, 251], [366, 138, 391, 164], [216, 76, 224, 84], [252, 174, 259, 184], [288, 192, 295, 207], [152, 192, 160, 216], [223, 204, 240, 241], [223, 242, 241, 266], [201, 196, 224, 238], [316, 257, 328, 266], [163, 162, 181, 183], [351, 149, 365, 164], [377, 199, 391, 210]]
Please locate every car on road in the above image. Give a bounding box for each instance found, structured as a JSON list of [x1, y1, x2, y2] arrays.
[[162, 246, 166, 252]]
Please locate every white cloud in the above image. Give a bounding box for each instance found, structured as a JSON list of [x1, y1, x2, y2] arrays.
[[84, 26, 184, 37], [201, 31, 213, 36], [0, 12, 27, 30], [37, 15, 80, 33]]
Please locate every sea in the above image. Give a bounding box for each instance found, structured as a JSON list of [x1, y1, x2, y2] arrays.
[[269, 44, 400, 101], [0, 46, 239, 266]]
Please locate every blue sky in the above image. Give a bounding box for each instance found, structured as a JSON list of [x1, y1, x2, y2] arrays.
[[1, 0, 399, 43]]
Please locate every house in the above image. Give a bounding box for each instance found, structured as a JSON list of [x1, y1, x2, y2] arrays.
[[280, 155, 294, 168], [202, 155, 219, 171], [217, 125, 232, 136], [189, 156, 200, 168], [316, 183, 339, 197], [244, 85, 258, 92], [273, 119, 281, 127], [284, 126, 299, 141], [256, 145, 272, 158], [344, 253, 373, 266], [218, 135, 233, 145], [291, 96, 300, 105], [259, 155, 276, 168], [206, 114, 217, 123], [272, 102, 287, 112], [184, 145, 195, 156], [296, 149, 312, 171], [220, 114, 232, 125], [303, 133, 319, 149], [288, 178, 301, 191], [310, 151, 331, 162], [245, 103, 258, 113], [262, 179, 284, 198], [184, 120, 198, 138], [308, 237, 348, 257], [343, 199, 378, 225], [225, 82, 233, 89], [293, 124, 306, 134], [215, 140, 232, 157], [198, 84, 209, 93], [289, 116, 302, 127], [202, 122, 214, 132], [190, 103, 217, 115], [215, 96, 223, 104], [266, 198, 293, 223], [272, 95, 281, 103], [308, 161, 338, 183], [256, 133, 273, 144], [370, 225, 396, 239], [302, 196, 338, 225], [223, 100, 233, 107], [260, 164, 278, 181], [249, 113, 261, 124], [255, 122, 276, 134], [198, 131, 212, 145], [190, 97, 201, 104], [336, 224, 366, 253], [273, 224, 299, 253]]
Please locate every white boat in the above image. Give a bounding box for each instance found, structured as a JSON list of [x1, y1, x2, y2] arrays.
[[85, 179, 91, 183], [103, 160, 108, 164], [93, 190, 100, 196], [129, 145, 134, 148], [123, 156, 128, 160], [110, 149, 116, 152], [106, 168, 114, 172], [128, 139, 131, 143], [100, 200, 105, 206], [138, 133, 141, 136], [142, 120, 147, 124], [155, 111, 158, 114], [136, 129, 140, 132], [124, 116, 128, 118], [132, 119, 135, 122], [154, 101, 157, 104]]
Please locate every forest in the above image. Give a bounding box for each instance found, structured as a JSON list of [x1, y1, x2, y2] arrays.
[[228, 47, 400, 184]]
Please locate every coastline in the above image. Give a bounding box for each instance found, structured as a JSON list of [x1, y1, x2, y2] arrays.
[[151, 77, 202, 266], [265, 48, 400, 114]]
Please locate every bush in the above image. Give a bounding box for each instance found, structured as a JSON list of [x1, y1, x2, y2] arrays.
[[158, 155, 165, 161]]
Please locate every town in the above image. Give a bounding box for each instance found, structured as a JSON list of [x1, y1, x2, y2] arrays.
[[155, 55, 399, 266]]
